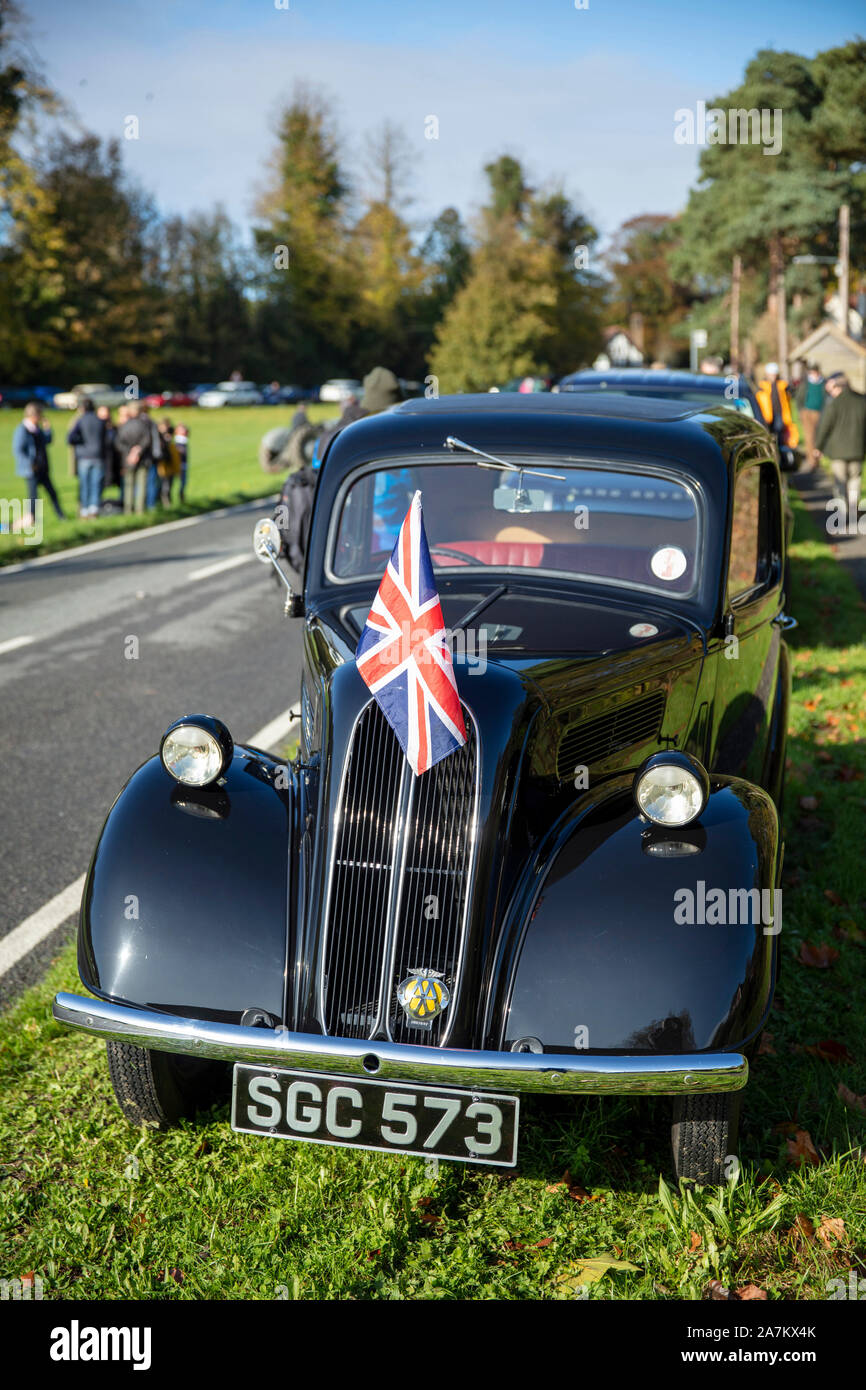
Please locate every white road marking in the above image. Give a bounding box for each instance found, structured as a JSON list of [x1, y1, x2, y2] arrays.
[[0, 707, 300, 979], [0, 634, 35, 656], [247, 707, 300, 751], [0, 496, 278, 577], [0, 875, 86, 978], [187, 553, 254, 583]]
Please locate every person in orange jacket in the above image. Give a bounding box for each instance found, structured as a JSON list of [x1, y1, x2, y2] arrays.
[[755, 362, 800, 450]]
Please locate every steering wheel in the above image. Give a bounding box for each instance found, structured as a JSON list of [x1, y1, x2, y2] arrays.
[[428, 545, 482, 566]]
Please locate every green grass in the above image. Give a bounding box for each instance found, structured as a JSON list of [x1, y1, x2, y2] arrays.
[[1, 487, 865, 1300], [0, 404, 338, 567]]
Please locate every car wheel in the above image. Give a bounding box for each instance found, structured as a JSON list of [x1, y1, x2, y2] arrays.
[[106, 1041, 225, 1128], [671, 1091, 741, 1186], [281, 423, 322, 473]]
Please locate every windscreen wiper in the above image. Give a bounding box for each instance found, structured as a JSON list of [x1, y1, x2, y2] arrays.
[[444, 435, 566, 482]]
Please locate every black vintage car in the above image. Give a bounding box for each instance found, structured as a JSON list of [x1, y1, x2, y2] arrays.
[[54, 393, 794, 1184]]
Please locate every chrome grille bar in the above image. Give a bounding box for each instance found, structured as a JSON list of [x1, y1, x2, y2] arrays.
[[320, 699, 479, 1046]]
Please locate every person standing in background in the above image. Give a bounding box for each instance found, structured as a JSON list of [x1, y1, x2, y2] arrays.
[[755, 362, 800, 451], [67, 399, 107, 518], [156, 418, 181, 506], [12, 401, 66, 525], [795, 363, 825, 467], [97, 405, 121, 504], [174, 423, 189, 501], [117, 402, 156, 513], [816, 373, 866, 519], [140, 404, 163, 509]]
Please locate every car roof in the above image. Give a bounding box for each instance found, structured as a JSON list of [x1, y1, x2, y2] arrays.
[[391, 390, 724, 421], [558, 369, 749, 391]]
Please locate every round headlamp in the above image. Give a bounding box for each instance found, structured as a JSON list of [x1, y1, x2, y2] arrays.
[[633, 751, 709, 828], [160, 715, 233, 787]]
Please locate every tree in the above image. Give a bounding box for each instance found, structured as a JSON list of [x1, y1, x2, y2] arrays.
[[37, 132, 165, 382], [672, 46, 866, 365], [159, 209, 253, 384], [0, 0, 66, 379], [352, 120, 427, 374], [429, 156, 601, 390], [605, 215, 692, 362], [252, 85, 358, 382]]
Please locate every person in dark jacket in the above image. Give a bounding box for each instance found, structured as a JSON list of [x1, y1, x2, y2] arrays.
[[12, 402, 66, 525], [116, 402, 159, 513], [67, 399, 107, 517], [97, 405, 121, 500], [816, 374, 866, 514]]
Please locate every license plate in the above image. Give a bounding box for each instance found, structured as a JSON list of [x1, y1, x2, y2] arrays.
[[231, 1065, 519, 1167]]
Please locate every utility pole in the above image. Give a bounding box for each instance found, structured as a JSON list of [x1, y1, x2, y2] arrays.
[[838, 203, 850, 337], [730, 254, 741, 369]]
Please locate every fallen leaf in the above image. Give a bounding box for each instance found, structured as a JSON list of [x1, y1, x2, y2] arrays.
[[567, 1254, 641, 1287], [792, 1213, 815, 1243], [816, 1216, 846, 1248], [803, 1039, 854, 1063], [786, 1130, 821, 1168], [736, 1284, 768, 1300], [797, 941, 840, 969], [689, 1231, 702, 1252], [707, 1279, 731, 1300], [546, 1182, 567, 1193], [194, 1139, 211, 1157], [838, 1083, 866, 1115], [535, 1237, 554, 1249], [824, 889, 845, 907]]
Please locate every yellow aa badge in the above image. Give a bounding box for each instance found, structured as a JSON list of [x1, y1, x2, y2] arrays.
[[397, 972, 451, 1025]]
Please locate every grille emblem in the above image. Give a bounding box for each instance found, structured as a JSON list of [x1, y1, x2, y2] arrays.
[[397, 971, 451, 1027]]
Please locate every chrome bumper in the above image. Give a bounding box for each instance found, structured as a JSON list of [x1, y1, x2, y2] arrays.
[[52, 992, 748, 1095]]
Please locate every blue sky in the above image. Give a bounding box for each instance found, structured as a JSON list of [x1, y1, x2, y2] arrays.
[[24, 0, 865, 242]]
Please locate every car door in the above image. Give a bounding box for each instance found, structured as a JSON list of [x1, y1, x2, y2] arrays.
[[708, 457, 785, 790]]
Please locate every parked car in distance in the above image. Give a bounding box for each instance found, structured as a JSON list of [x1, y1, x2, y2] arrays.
[[54, 392, 794, 1186], [261, 383, 307, 405], [142, 390, 198, 409], [197, 381, 264, 408], [0, 385, 41, 408], [558, 368, 797, 473], [319, 378, 363, 404], [52, 383, 128, 410]]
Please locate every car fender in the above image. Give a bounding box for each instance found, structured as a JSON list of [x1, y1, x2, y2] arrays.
[[487, 775, 781, 1054], [78, 746, 294, 1025]]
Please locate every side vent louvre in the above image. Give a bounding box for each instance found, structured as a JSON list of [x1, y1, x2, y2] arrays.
[[557, 691, 665, 780]]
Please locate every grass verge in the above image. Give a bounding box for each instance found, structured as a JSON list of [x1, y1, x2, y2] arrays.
[[0, 405, 338, 567], [1, 487, 864, 1300]]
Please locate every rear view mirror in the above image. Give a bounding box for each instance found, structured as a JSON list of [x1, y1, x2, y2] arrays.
[[494, 484, 548, 514]]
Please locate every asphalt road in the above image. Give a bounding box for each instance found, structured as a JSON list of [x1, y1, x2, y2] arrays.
[[0, 501, 305, 1005]]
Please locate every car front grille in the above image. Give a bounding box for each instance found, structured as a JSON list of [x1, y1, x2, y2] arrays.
[[321, 700, 478, 1046], [556, 691, 666, 780]]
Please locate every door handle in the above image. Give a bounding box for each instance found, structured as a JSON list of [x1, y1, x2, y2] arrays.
[[771, 612, 797, 631]]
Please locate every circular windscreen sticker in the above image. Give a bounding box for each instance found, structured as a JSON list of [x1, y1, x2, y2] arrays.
[[650, 546, 687, 582], [629, 622, 658, 638]]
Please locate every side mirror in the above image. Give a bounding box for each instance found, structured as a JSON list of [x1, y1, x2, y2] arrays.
[[252, 518, 304, 617]]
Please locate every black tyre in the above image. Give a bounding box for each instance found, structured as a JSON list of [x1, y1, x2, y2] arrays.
[[280, 423, 322, 473], [106, 1041, 226, 1128], [671, 1091, 741, 1186]]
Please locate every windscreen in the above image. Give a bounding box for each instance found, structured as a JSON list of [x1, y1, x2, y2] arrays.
[[331, 460, 701, 597]]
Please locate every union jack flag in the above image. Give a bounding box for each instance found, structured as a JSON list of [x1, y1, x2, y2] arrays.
[[356, 490, 467, 776]]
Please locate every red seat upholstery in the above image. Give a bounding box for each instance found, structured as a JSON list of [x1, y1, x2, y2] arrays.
[[437, 540, 545, 567]]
